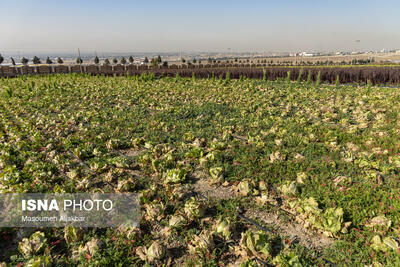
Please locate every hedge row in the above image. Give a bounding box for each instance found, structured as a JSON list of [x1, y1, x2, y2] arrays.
[[1, 65, 400, 85]]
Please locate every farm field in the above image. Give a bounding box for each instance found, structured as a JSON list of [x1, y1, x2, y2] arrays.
[[1, 74, 400, 266]]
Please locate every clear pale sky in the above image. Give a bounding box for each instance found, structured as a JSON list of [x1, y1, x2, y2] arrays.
[[0, 0, 399, 53]]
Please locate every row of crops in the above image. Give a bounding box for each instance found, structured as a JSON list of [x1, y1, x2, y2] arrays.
[[2, 66, 400, 85], [147, 67, 400, 85], [1, 74, 400, 266]]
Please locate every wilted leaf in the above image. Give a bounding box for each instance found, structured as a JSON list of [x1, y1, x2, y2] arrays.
[[365, 215, 391, 228]]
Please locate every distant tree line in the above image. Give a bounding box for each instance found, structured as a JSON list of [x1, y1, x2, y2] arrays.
[[0, 53, 377, 67], [0, 55, 161, 66]]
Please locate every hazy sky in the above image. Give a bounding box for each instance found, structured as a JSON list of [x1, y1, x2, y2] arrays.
[[1, 0, 399, 53]]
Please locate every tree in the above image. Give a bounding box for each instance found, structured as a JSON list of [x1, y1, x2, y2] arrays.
[[193, 58, 197, 63], [157, 55, 162, 63], [21, 57, 29, 65], [207, 58, 212, 63], [120, 57, 126, 65], [33, 56, 41, 64], [181, 58, 186, 63], [94, 56, 99, 64], [46, 57, 53, 64], [76, 57, 83, 64], [11, 57, 16, 66], [143, 57, 149, 63], [104, 58, 110, 65], [129, 56, 134, 64], [0, 54, 3, 64], [162, 61, 168, 67], [57, 57, 63, 64], [113, 58, 118, 64], [150, 58, 158, 68]]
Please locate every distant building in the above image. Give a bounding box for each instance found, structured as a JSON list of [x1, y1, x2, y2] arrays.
[[396, 50, 400, 54], [299, 52, 314, 57]]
